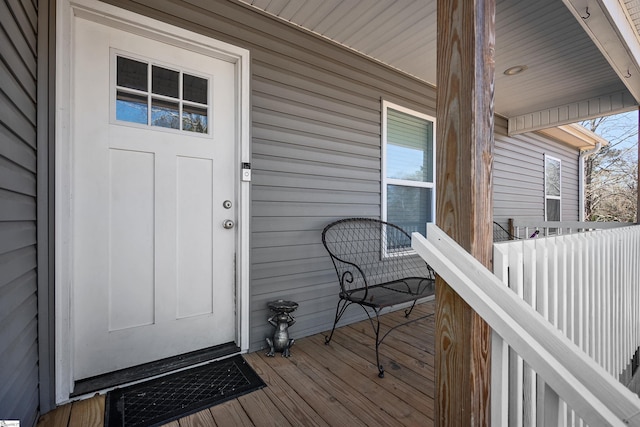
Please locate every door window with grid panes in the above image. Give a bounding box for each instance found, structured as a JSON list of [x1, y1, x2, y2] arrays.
[[114, 55, 209, 134]]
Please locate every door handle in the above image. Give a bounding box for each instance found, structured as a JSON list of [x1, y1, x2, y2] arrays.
[[223, 219, 235, 229]]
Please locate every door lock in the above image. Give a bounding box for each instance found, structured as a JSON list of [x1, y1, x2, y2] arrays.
[[223, 200, 232, 209], [223, 219, 235, 229]]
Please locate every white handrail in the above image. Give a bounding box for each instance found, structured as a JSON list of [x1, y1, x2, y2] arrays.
[[510, 218, 632, 238], [412, 224, 640, 426]]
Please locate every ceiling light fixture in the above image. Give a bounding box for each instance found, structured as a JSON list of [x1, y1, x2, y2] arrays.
[[503, 65, 528, 76]]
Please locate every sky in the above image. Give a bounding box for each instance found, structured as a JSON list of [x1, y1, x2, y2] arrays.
[[585, 110, 639, 160]]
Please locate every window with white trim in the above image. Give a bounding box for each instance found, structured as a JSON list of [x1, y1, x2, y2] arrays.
[[382, 101, 436, 236], [545, 155, 561, 221]]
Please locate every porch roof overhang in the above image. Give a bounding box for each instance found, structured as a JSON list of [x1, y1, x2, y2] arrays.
[[537, 123, 610, 149], [237, 0, 640, 134]]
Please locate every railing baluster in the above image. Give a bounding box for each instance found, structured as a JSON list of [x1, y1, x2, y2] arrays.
[[587, 233, 595, 359], [595, 232, 603, 366], [557, 236, 567, 338], [543, 384, 562, 427], [556, 236, 569, 426], [624, 228, 629, 379], [604, 231, 611, 377], [535, 238, 548, 425], [522, 241, 536, 426], [509, 243, 525, 426], [624, 229, 631, 381], [607, 230, 611, 373], [492, 243, 510, 427]]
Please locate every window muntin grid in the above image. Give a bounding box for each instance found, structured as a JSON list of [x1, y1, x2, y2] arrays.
[[114, 55, 209, 134]]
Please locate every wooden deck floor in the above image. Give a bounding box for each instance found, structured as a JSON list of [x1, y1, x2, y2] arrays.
[[37, 300, 435, 427]]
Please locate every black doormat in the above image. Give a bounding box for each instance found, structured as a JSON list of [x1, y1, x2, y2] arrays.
[[104, 355, 265, 427]]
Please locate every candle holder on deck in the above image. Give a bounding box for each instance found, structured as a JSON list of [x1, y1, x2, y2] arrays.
[[265, 300, 298, 357]]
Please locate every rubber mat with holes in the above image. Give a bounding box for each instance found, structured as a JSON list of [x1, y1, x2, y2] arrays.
[[104, 355, 265, 427]]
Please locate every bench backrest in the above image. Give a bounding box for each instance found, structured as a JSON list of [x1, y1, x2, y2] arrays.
[[322, 218, 435, 293]]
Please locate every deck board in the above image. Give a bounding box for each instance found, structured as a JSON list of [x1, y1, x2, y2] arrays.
[[37, 401, 72, 427], [68, 394, 104, 427], [294, 338, 429, 426], [333, 327, 435, 395], [329, 331, 435, 417], [278, 344, 402, 426], [178, 409, 216, 427], [252, 348, 368, 427], [36, 300, 435, 427], [237, 389, 292, 427], [244, 352, 329, 427], [208, 398, 254, 426]]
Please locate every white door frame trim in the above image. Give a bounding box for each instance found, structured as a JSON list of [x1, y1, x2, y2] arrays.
[[55, 0, 251, 403]]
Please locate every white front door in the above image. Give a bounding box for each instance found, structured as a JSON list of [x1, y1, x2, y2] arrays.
[[71, 17, 238, 380]]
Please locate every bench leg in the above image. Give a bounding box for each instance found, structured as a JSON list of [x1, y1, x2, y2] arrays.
[[357, 307, 385, 378], [372, 309, 385, 378], [326, 300, 384, 377], [404, 299, 417, 317], [327, 300, 433, 379], [325, 299, 351, 345]]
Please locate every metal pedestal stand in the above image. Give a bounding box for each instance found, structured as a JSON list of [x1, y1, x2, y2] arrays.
[[265, 300, 298, 357]]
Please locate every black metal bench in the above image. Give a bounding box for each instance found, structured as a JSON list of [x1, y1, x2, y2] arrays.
[[321, 217, 436, 378]]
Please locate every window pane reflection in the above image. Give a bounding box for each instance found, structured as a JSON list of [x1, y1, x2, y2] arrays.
[[387, 184, 432, 236], [152, 66, 179, 98], [545, 157, 561, 197], [183, 105, 208, 133], [387, 109, 433, 182], [546, 199, 560, 221], [183, 74, 208, 104], [151, 99, 179, 129], [116, 91, 148, 124], [117, 57, 147, 91], [387, 144, 431, 182]]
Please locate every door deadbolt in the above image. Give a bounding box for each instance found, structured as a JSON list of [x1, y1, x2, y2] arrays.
[[223, 200, 232, 209], [223, 219, 235, 229]]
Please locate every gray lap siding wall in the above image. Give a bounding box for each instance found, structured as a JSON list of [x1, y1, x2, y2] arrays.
[[493, 117, 580, 227], [0, 0, 40, 425]]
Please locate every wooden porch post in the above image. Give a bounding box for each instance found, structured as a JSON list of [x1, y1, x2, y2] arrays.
[[436, 0, 495, 425]]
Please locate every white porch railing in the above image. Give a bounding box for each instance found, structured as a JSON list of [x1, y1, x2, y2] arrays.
[[412, 224, 640, 426], [511, 218, 632, 238], [492, 226, 640, 426]]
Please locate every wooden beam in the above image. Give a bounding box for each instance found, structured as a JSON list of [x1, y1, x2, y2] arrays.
[[436, 0, 495, 425]]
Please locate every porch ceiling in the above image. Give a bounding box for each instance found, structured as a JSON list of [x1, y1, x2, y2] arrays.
[[625, 0, 640, 35], [237, 0, 640, 133]]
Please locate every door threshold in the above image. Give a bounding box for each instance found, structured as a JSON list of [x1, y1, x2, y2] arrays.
[[71, 342, 240, 397]]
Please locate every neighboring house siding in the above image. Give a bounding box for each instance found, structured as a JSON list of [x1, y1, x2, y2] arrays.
[[493, 116, 580, 227], [105, 0, 437, 351], [0, 0, 40, 425]]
